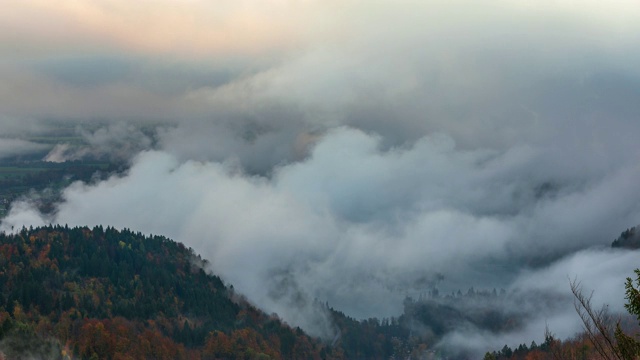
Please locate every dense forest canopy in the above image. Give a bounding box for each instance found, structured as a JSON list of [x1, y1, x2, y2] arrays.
[[0, 225, 324, 359]]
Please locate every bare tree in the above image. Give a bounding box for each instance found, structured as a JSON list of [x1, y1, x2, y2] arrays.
[[570, 278, 624, 360]]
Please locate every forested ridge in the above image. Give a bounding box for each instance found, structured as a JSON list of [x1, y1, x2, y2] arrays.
[[0, 225, 336, 359]]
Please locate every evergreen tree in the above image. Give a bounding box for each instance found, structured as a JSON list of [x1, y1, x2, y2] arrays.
[[615, 269, 640, 359]]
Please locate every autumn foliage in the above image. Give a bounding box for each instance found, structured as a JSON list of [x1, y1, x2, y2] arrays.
[[0, 225, 338, 359]]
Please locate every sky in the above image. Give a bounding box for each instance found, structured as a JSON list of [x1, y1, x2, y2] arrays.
[[2, 0, 640, 355]]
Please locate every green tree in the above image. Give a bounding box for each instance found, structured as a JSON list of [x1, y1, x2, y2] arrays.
[[615, 270, 640, 359], [483, 351, 496, 360]]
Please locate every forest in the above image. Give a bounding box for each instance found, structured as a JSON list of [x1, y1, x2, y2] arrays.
[[0, 160, 122, 218], [0, 225, 332, 359]]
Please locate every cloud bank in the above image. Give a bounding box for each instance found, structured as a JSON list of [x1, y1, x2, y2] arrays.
[[3, 127, 640, 345]]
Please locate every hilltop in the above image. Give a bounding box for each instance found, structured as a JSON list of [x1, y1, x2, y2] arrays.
[[0, 225, 332, 359]]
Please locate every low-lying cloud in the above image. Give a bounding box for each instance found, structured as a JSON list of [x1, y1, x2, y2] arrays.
[[44, 122, 155, 163], [3, 127, 639, 346]]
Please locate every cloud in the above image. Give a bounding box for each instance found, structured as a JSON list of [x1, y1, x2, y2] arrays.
[[3, 126, 640, 343], [0, 0, 309, 57], [43, 122, 154, 163], [3, 0, 640, 141], [433, 247, 640, 357]]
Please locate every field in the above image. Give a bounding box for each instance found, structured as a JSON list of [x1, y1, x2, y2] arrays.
[[0, 166, 43, 179], [24, 136, 85, 145], [0, 123, 121, 218], [0, 160, 117, 217]]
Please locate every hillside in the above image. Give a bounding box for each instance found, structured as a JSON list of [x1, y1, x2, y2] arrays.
[[612, 225, 640, 249], [0, 225, 335, 359]]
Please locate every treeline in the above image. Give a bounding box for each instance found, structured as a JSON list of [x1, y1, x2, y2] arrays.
[[0, 225, 344, 359], [612, 225, 640, 249], [323, 287, 524, 359], [326, 305, 414, 359], [484, 328, 640, 360]]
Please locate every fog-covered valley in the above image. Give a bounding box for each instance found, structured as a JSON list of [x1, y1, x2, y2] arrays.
[[2, 1, 640, 358]]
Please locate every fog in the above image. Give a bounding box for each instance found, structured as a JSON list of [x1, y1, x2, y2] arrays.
[[2, 0, 640, 355], [0, 138, 48, 159]]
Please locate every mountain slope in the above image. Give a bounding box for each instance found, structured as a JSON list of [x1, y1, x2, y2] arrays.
[[0, 225, 333, 359]]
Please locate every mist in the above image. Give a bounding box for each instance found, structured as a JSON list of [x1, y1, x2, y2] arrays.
[[0, 138, 49, 159], [2, 0, 640, 355]]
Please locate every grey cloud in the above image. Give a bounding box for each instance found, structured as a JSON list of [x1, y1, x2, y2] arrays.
[[32, 55, 247, 95], [3, 0, 640, 174], [45, 122, 155, 163], [33, 56, 136, 87], [0, 117, 56, 137], [156, 111, 317, 175]]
